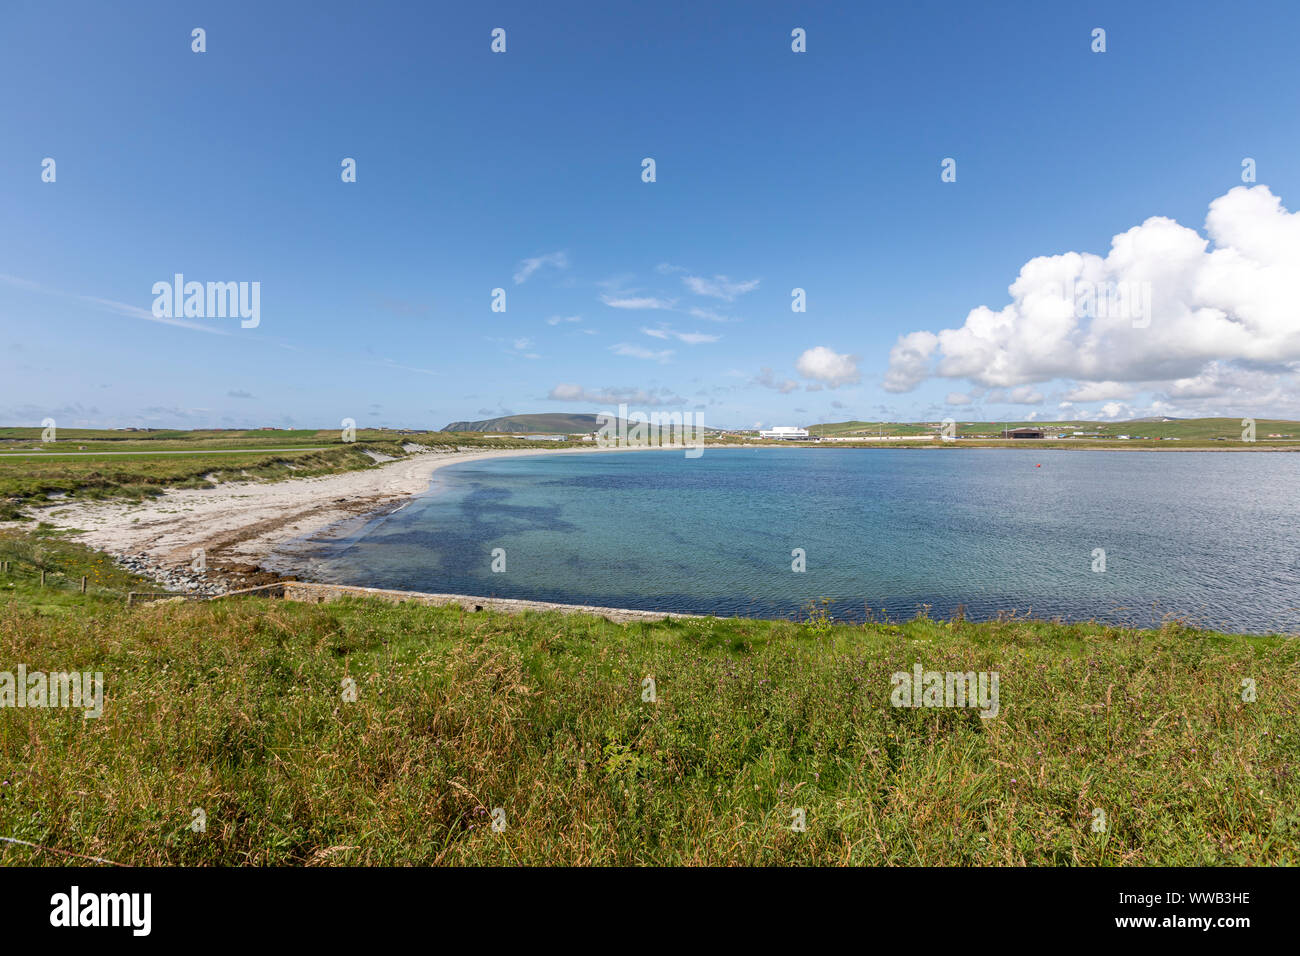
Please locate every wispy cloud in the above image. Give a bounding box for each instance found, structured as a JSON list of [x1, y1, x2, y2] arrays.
[[546, 314, 582, 325], [683, 274, 760, 301], [611, 342, 674, 361], [0, 274, 229, 335], [548, 383, 685, 406], [672, 331, 720, 345], [513, 251, 569, 284], [510, 336, 541, 359], [641, 325, 720, 344], [80, 295, 227, 334], [483, 336, 541, 360], [601, 294, 676, 310], [688, 306, 734, 323], [754, 367, 799, 394], [0, 275, 41, 292], [369, 357, 439, 376]]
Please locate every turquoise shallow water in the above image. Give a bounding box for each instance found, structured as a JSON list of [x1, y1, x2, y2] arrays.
[[277, 448, 1300, 633]]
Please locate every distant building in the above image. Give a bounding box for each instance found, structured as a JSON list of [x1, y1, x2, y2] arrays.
[[1001, 427, 1045, 439], [759, 426, 811, 440]]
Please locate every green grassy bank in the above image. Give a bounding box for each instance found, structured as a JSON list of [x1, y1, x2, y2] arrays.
[[1, 531, 1296, 866], [0, 429, 545, 521]]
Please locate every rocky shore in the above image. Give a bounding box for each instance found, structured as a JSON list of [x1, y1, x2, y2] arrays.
[[111, 550, 288, 597]]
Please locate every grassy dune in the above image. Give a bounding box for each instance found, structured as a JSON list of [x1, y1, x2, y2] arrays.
[[0, 532, 1296, 866], [0, 430, 543, 520]]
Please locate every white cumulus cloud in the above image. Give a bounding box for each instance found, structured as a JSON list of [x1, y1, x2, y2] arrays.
[[796, 346, 861, 388], [882, 186, 1300, 414]]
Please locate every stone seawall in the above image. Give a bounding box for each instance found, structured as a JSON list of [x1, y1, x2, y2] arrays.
[[209, 580, 709, 624]]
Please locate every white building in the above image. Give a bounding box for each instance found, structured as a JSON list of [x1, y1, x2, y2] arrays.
[[758, 426, 811, 440]]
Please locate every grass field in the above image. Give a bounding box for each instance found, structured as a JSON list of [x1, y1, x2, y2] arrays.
[[807, 421, 940, 437], [1, 529, 1295, 866], [808, 417, 1300, 441], [0, 428, 545, 521]]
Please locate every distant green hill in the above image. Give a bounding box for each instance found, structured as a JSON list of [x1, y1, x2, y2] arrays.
[[442, 413, 603, 434], [807, 421, 934, 437], [443, 412, 724, 435]]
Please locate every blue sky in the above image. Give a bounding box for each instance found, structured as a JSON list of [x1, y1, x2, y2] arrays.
[[3, 0, 1299, 430]]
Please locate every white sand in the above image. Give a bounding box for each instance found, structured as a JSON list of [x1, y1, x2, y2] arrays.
[[33, 445, 649, 570]]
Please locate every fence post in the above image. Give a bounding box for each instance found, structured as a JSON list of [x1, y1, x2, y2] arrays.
[[81, 576, 87, 594], [40, 570, 46, 588]]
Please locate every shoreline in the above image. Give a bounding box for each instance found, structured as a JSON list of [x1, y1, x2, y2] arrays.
[[28, 444, 674, 594], [22, 441, 1300, 602]]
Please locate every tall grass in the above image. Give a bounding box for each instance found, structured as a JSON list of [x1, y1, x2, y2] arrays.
[[2, 578, 1296, 866]]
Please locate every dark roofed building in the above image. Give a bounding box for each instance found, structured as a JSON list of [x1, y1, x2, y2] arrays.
[[1001, 427, 1045, 439]]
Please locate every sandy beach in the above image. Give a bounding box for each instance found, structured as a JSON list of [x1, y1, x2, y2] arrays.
[[32, 445, 629, 583], [26, 438, 1296, 594]]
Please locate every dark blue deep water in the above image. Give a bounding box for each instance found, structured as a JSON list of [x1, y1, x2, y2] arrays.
[[275, 449, 1300, 633]]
